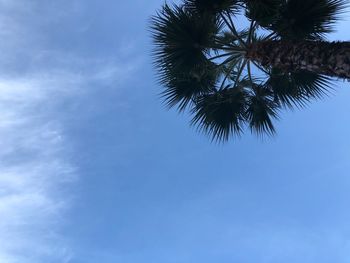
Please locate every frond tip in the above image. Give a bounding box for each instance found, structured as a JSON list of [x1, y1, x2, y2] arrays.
[[150, 4, 220, 71], [246, 86, 279, 135], [191, 88, 247, 142], [161, 61, 219, 111], [266, 68, 333, 108], [244, 0, 281, 27], [270, 0, 348, 40], [184, 0, 240, 15]]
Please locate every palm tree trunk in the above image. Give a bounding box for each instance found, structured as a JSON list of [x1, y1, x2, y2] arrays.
[[246, 40, 350, 79]]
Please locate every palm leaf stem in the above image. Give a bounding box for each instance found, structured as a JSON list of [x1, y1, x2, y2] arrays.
[[209, 51, 237, 61], [213, 45, 243, 51], [247, 60, 254, 87], [234, 59, 248, 88], [220, 12, 247, 48], [227, 10, 249, 48], [216, 53, 243, 67], [251, 60, 269, 75], [247, 20, 256, 44], [264, 31, 278, 41], [212, 42, 245, 50], [220, 59, 241, 89], [226, 10, 237, 31]]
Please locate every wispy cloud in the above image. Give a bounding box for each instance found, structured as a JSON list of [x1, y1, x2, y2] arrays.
[[0, 75, 77, 262], [0, 1, 139, 262]]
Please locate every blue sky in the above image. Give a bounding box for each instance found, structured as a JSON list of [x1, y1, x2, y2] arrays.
[[0, 0, 350, 262]]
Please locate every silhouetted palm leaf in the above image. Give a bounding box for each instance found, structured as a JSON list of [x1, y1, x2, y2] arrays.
[[161, 61, 219, 110], [151, 4, 222, 109], [270, 0, 347, 40], [244, 0, 281, 27], [151, 4, 221, 71], [246, 86, 279, 135], [191, 87, 247, 141], [266, 68, 333, 108], [184, 0, 240, 15]]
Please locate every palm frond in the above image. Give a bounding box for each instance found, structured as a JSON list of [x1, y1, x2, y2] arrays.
[[215, 29, 249, 47], [265, 68, 334, 108], [244, 0, 281, 27], [191, 87, 247, 141], [151, 4, 222, 110], [184, 0, 240, 15], [271, 0, 348, 40], [161, 61, 219, 111], [150, 4, 221, 71], [245, 86, 279, 135]]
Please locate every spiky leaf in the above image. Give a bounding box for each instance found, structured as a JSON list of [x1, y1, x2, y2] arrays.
[[162, 61, 219, 110], [246, 86, 279, 135], [244, 0, 281, 27], [184, 0, 240, 15], [191, 87, 247, 141], [151, 4, 222, 110], [266, 68, 333, 107], [271, 0, 347, 40], [151, 4, 220, 71]]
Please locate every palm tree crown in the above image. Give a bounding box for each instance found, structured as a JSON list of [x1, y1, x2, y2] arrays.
[[150, 0, 348, 142]]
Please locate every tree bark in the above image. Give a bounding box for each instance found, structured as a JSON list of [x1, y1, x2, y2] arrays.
[[246, 40, 350, 79]]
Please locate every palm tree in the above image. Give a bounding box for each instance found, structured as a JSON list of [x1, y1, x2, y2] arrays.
[[150, 0, 349, 141]]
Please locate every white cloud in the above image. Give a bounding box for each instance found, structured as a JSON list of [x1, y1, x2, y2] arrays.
[[0, 60, 140, 263], [0, 0, 140, 262], [0, 75, 76, 263]]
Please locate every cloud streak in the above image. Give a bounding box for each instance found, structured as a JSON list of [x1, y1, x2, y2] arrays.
[[0, 1, 139, 262], [0, 75, 77, 262]]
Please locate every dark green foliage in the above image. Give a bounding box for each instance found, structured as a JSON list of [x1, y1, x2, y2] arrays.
[[151, 4, 222, 110], [184, 0, 240, 15], [246, 86, 279, 135], [271, 0, 347, 40], [151, 4, 220, 71], [244, 0, 281, 27], [162, 61, 219, 110], [191, 88, 247, 141], [216, 29, 249, 47], [266, 68, 333, 108]]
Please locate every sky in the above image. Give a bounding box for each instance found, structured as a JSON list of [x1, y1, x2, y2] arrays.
[[0, 0, 350, 262]]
